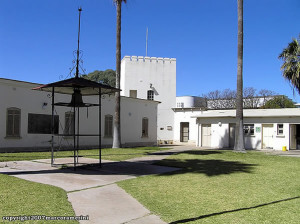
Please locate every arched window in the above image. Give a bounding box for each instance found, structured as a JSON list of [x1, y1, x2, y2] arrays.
[[142, 117, 149, 137], [105, 115, 113, 137], [6, 107, 21, 138]]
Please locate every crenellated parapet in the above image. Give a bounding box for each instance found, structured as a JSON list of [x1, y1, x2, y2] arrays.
[[122, 55, 176, 63]]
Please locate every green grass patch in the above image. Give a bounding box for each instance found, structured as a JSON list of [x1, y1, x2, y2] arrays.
[[0, 147, 169, 162], [0, 174, 77, 223], [118, 150, 300, 224]]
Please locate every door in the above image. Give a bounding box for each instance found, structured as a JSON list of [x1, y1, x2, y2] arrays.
[[290, 124, 297, 149], [180, 122, 189, 142], [201, 124, 211, 147], [229, 123, 236, 148], [262, 124, 273, 149]]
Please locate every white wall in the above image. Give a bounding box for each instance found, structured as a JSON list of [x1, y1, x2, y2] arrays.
[[121, 56, 176, 141], [176, 96, 206, 108], [173, 109, 300, 150], [0, 78, 158, 151], [173, 110, 198, 144]]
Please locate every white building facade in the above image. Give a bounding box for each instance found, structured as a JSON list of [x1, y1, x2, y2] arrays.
[[176, 96, 206, 108], [0, 78, 159, 152], [173, 108, 300, 150], [121, 56, 176, 143]]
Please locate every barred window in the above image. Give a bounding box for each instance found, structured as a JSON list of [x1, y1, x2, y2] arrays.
[[6, 108, 21, 137], [142, 117, 149, 137], [147, 90, 154, 101], [277, 124, 284, 135], [104, 115, 113, 137], [64, 112, 75, 136], [243, 124, 254, 136]]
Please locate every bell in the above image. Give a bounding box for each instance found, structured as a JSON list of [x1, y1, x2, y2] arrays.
[[70, 89, 84, 107]]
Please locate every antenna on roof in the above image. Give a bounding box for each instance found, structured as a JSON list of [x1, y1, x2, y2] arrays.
[[75, 7, 82, 79], [146, 27, 148, 57]]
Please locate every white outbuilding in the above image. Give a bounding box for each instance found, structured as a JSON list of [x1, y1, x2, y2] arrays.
[[173, 108, 300, 150]]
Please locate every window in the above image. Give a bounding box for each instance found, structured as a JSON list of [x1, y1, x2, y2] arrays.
[[176, 102, 184, 108], [147, 90, 154, 100], [129, 90, 137, 98], [104, 115, 113, 137], [6, 108, 21, 137], [28, 113, 59, 134], [64, 112, 74, 136], [277, 124, 284, 135], [243, 124, 254, 136], [142, 117, 149, 137]]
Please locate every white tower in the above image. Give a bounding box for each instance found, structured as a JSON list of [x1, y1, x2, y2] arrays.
[[120, 56, 176, 143]]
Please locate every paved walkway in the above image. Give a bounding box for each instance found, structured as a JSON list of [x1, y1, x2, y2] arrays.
[[0, 145, 195, 224], [260, 149, 300, 157]]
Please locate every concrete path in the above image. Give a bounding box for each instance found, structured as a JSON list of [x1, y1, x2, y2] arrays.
[[260, 149, 300, 158], [0, 145, 195, 224]]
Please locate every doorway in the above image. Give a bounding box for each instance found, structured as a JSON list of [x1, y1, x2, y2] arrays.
[[180, 122, 189, 142], [290, 124, 300, 150], [262, 124, 273, 149], [201, 124, 211, 147]]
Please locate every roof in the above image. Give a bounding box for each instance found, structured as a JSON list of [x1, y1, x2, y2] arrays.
[[0, 77, 42, 87], [32, 77, 120, 96], [190, 108, 300, 118]]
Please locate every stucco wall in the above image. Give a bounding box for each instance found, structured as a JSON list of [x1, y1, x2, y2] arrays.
[[0, 78, 158, 152], [176, 96, 206, 108], [173, 110, 198, 144], [120, 56, 176, 141], [173, 109, 300, 150], [196, 116, 299, 150]]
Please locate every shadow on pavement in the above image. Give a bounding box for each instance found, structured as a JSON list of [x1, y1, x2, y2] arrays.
[[0, 161, 180, 177]]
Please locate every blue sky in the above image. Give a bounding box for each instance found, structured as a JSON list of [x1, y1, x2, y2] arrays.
[[0, 0, 299, 100]]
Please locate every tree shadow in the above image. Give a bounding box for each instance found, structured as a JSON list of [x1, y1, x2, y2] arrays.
[[178, 150, 224, 156], [157, 158, 257, 177], [169, 196, 300, 224], [0, 160, 180, 177]]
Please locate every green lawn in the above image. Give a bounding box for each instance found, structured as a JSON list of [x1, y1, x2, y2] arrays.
[[0, 146, 168, 223], [0, 147, 169, 162], [118, 150, 300, 224], [0, 174, 77, 223]]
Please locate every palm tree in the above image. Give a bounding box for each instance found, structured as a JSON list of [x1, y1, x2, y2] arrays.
[[234, 0, 245, 152], [112, 0, 126, 148], [279, 35, 300, 94], [112, 0, 127, 148]]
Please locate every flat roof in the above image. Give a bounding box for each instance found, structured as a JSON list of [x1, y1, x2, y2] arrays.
[[190, 108, 300, 118]]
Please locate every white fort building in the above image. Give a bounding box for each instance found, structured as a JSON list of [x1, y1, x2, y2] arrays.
[[1, 55, 300, 151]]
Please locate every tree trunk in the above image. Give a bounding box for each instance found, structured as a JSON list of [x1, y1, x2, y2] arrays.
[[234, 0, 245, 152], [113, 0, 122, 148]]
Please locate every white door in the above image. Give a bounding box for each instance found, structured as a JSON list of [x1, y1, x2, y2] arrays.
[[202, 124, 211, 147], [262, 124, 273, 149], [290, 124, 297, 149]]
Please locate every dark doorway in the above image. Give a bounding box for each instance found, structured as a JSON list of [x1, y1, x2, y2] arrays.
[[180, 122, 189, 142], [290, 124, 300, 150]]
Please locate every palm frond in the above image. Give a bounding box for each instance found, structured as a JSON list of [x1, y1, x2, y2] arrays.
[[279, 35, 300, 94]]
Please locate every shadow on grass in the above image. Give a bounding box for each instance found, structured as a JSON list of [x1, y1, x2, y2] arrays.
[[157, 158, 257, 177], [0, 160, 180, 177], [178, 150, 224, 156], [169, 196, 300, 224], [146, 149, 225, 157]]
